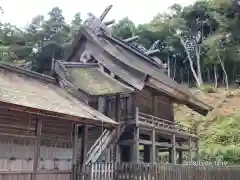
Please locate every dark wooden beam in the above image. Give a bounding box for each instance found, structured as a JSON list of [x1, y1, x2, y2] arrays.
[[32, 116, 42, 180], [133, 126, 139, 162], [80, 125, 89, 165], [115, 94, 121, 162], [188, 136, 192, 162], [152, 128, 156, 163], [72, 124, 78, 180], [171, 133, 176, 164], [104, 20, 115, 26], [139, 140, 173, 148], [99, 5, 113, 21]]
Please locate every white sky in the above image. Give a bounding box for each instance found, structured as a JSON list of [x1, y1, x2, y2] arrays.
[[0, 0, 195, 28]]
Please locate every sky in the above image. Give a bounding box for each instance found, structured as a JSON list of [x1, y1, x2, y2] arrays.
[[0, 0, 195, 28]]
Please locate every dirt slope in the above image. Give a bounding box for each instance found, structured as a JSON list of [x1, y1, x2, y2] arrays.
[[174, 88, 240, 130]]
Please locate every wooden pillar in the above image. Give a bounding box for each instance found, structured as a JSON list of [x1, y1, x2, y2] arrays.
[[178, 150, 183, 164], [98, 96, 105, 113], [133, 107, 139, 162], [169, 150, 172, 163], [188, 136, 192, 162], [115, 94, 121, 162], [133, 126, 139, 162], [155, 146, 159, 162], [78, 125, 88, 180], [71, 124, 78, 180], [32, 117, 42, 180], [132, 93, 137, 112], [151, 128, 156, 163], [171, 133, 176, 164], [80, 125, 89, 165]]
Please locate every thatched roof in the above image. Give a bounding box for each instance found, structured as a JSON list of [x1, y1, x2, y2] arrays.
[[0, 63, 118, 128]]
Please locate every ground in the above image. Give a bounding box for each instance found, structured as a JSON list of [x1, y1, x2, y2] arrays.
[[175, 87, 240, 129]]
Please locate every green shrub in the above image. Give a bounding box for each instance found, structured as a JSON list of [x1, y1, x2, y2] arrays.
[[199, 84, 217, 93]]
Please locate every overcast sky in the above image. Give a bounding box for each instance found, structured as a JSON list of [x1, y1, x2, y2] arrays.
[[0, 0, 195, 28]]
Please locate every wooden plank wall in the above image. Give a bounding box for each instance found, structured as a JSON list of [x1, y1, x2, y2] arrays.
[[0, 137, 73, 171], [0, 111, 74, 171], [136, 89, 174, 121]]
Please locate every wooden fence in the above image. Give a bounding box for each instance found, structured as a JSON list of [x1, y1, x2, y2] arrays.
[[0, 170, 71, 180], [81, 163, 240, 180]]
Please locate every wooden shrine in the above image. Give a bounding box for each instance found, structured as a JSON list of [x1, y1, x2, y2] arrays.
[[0, 5, 213, 180], [57, 5, 213, 165]]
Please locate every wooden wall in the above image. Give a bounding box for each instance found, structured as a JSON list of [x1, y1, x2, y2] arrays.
[[101, 90, 174, 122], [135, 89, 174, 121], [0, 110, 75, 171], [0, 135, 73, 171]]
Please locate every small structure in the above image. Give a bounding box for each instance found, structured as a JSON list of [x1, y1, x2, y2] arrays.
[[0, 63, 118, 179]]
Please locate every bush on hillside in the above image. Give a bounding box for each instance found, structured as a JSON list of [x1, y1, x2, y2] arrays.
[[200, 84, 217, 93], [200, 114, 240, 164]]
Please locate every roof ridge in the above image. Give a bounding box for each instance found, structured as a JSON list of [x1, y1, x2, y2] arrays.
[[0, 62, 56, 84]]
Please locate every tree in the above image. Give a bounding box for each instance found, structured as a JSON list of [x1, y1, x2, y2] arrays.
[[34, 7, 70, 73], [112, 17, 136, 39], [70, 12, 82, 38]]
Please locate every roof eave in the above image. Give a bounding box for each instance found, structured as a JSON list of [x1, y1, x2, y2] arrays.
[[185, 96, 213, 116], [147, 77, 213, 116], [0, 100, 119, 129]]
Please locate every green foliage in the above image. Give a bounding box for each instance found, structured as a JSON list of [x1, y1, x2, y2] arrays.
[[112, 17, 136, 39], [201, 114, 240, 163], [199, 84, 216, 93], [0, 6, 78, 72]]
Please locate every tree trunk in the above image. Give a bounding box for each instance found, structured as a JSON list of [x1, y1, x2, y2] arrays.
[[207, 67, 212, 83], [180, 37, 202, 88], [167, 55, 171, 77], [214, 64, 218, 89], [216, 49, 228, 91], [196, 45, 203, 85], [232, 65, 236, 83], [173, 59, 176, 80], [180, 68, 184, 84]]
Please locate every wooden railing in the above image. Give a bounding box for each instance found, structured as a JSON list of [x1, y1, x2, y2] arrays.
[[86, 129, 116, 164], [119, 108, 196, 135], [137, 111, 196, 135], [82, 163, 240, 180], [125, 108, 196, 135]]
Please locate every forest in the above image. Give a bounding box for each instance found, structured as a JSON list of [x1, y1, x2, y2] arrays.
[[1, 0, 240, 163], [1, 0, 240, 89]]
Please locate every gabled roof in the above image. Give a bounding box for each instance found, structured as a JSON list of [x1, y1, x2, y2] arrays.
[[54, 61, 134, 95], [63, 25, 213, 116], [0, 62, 118, 128]]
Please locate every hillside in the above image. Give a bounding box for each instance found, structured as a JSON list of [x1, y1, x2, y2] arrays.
[[175, 87, 240, 163]]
